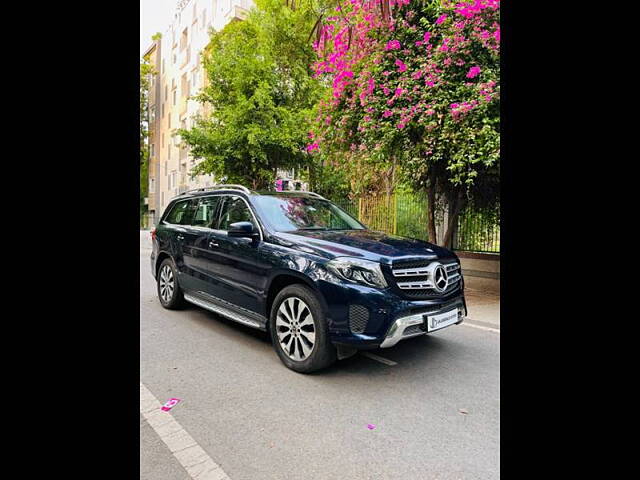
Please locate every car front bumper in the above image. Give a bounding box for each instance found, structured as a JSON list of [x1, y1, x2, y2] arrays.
[[316, 279, 466, 349]]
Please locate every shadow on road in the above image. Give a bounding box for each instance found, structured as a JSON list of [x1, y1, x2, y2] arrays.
[[176, 302, 467, 379]]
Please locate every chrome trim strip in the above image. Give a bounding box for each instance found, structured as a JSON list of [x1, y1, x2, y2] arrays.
[[392, 267, 431, 277], [379, 312, 426, 348], [380, 308, 464, 348], [183, 293, 264, 330], [396, 281, 434, 290]]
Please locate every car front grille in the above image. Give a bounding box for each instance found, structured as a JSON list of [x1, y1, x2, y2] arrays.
[[390, 258, 462, 299]]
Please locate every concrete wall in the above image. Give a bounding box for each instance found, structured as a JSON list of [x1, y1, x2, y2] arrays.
[[458, 252, 500, 294]]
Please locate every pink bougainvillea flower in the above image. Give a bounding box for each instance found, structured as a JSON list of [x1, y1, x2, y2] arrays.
[[306, 143, 319, 152], [385, 40, 401, 50], [423, 31, 431, 43], [466, 66, 481, 78], [415, 41, 423, 46], [395, 59, 407, 72], [394, 88, 404, 97], [435, 14, 447, 25], [382, 110, 393, 118]]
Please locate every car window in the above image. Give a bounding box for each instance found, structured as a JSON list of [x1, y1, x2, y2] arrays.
[[218, 196, 253, 231], [165, 200, 195, 225], [192, 196, 221, 228]]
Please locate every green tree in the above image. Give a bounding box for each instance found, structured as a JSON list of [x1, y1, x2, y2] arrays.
[[310, 0, 500, 247], [179, 0, 327, 189], [140, 58, 153, 222]]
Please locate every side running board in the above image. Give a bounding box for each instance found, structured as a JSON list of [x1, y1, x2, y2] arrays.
[[183, 292, 266, 330]]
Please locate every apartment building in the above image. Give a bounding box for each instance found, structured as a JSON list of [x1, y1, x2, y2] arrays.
[[145, 0, 253, 224]]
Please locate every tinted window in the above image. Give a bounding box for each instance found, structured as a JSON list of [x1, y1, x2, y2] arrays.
[[251, 195, 365, 232], [165, 199, 197, 225], [192, 196, 221, 228], [218, 196, 254, 231]]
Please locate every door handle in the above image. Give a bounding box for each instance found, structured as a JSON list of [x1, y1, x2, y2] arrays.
[[209, 241, 219, 248]]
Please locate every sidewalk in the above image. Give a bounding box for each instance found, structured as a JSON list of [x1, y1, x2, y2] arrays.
[[464, 287, 500, 328], [141, 229, 152, 250]]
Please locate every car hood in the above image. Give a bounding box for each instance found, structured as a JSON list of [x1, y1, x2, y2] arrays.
[[273, 230, 456, 264]]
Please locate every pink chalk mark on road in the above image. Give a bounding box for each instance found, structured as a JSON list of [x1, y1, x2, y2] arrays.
[[367, 424, 376, 430], [161, 398, 181, 411]]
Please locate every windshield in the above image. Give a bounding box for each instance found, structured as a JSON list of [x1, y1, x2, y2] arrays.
[[252, 195, 366, 232]]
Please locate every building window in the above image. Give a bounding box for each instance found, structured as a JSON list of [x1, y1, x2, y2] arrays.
[[173, 90, 176, 105], [181, 73, 189, 98], [162, 58, 165, 73], [162, 103, 165, 118], [168, 113, 171, 129], [164, 85, 168, 100], [150, 143, 155, 157], [180, 28, 188, 51], [149, 178, 155, 193]]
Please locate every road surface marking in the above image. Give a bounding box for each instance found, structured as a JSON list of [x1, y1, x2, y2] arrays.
[[361, 352, 398, 366], [140, 382, 231, 480], [462, 322, 500, 334]]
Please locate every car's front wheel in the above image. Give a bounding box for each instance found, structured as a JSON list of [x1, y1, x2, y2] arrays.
[[270, 284, 337, 373], [157, 258, 184, 309]]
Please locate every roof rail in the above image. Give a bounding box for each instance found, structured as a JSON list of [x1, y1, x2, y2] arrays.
[[305, 191, 326, 200], [177, 184, 252, 196]]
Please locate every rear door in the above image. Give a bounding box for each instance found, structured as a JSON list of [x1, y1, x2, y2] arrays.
[[179, 195, 223, 293], [162, 198, 198, 290], [205, 195, 263, 314]]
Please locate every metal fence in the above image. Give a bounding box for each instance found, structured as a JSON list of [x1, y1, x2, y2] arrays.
[[331, 193, 500, 254]]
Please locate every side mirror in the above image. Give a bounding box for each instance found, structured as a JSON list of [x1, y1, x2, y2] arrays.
[[228, 221, 258, 238]]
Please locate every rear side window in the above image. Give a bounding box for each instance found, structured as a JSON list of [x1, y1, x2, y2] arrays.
[[192, 196, 221, 227], [164, 199, 196, 225]]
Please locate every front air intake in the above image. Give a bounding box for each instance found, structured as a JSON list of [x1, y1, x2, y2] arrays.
[[348, 305, 369, 334]]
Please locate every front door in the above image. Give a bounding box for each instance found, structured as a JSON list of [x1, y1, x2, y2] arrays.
[[204, 195, 263, 315]]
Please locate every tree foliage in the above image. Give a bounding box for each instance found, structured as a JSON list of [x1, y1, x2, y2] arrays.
[[140, 58, 154, 217], [310, 0, 500, 245], [179, 0, 327, 189]]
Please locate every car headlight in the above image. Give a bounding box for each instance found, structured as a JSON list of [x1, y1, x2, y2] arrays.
[[326, 257, 388, 288]]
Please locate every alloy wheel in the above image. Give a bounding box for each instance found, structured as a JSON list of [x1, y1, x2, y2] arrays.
[[159, 265, 175, 303], [275, 297, 316, 361]]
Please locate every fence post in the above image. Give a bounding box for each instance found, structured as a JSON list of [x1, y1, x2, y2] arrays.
[[358, 197, 363, 220], [393, 194, 398, 235]]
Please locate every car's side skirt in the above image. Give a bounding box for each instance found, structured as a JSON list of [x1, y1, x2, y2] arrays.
[[183, 291, 267, 331]]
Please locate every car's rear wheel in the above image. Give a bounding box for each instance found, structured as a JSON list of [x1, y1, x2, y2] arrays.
[[157, 258, 184, 309], [270, 284, 336, 373]]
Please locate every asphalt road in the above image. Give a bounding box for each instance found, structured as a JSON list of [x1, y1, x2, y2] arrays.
[[140, 248, 500, 480]]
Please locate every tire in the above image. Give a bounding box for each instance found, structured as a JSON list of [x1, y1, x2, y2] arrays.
[[157, 258, 185, 309], [269, 284, 337, 373]]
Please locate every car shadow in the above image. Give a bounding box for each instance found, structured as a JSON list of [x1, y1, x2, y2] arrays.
[[180, 303, 458, 378]]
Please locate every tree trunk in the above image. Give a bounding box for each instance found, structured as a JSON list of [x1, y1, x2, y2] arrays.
[[426, 181, 437, 245], [442, 191, 466, 249]]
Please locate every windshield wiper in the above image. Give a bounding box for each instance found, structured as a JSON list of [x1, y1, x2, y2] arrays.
[[297, 227, 329, 231]]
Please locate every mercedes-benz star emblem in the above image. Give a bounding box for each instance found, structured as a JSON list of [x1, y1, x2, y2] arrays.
[[433, 264, 448, 292]]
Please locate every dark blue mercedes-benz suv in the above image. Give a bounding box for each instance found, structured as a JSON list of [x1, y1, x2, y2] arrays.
[[150, 185, 467, 372]]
